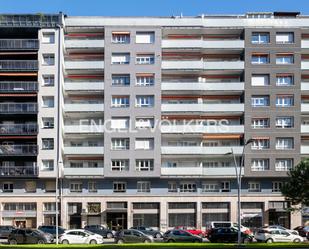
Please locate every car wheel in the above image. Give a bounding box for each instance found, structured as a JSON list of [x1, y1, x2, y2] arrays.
[[155, 233, 162, 239], [62, 239, 69, 244], [266, 238, 273, 243], [167, 239, 175, 243], [9, 239, 17, 245], [144, 239, 151, 243], [243, 238, 250, 244], [37, 240, 45, 244], [293, 238, 301, 243], [89, 239, 97, 244], [117, 239, 124, 244], [106, 232, 113, 239]]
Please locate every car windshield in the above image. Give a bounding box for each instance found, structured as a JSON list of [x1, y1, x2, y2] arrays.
[[85, 230, 95, 235]]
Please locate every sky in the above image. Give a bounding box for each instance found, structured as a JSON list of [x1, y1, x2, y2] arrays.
[[1, 0, 309, 16]]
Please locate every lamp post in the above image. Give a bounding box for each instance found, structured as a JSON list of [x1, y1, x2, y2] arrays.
[[55, 161, 62, 245]]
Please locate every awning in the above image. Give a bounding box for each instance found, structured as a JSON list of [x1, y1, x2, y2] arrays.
[[202, 134, 242, 140]]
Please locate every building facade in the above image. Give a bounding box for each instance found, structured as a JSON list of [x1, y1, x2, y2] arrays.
[[0, 12, 309, 230]]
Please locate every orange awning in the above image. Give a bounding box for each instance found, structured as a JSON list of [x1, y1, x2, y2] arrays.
[[0, 93, 37, 97], [202, 134, 242, 140]]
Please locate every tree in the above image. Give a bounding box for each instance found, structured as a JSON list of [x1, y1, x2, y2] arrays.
[[280, 159, 309, 209]]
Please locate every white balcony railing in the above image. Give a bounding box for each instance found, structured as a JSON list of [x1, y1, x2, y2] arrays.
[[64, 82, 104, 91], [64, 125, 104, 134], [65, 60, 104, 70], [63, 146, 104, 155], [161, 82, 244, 91], [301, 40, 309, 48], [162, 39, 244, 49], [301, 104, 309, 113], [161, 146, 243, 155], [63, 167, 104, 176], [65, 39, 105, 48], [161, 103, 244, 113], [301, 146, 309, 154], [161, 125, 244, 134], [301, 61, 309, 70], [162, 60, 244, 70], [161, 167, 241, 176], [64, 103, 104, 112]]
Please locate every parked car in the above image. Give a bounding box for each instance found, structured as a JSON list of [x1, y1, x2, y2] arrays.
[[255, 229, 304, 243], [114, 229, 153, 244], [84, 225, 114, 238], [205, 222, 252, 237], [174, 226, 206, 237], [8, 228, 53, 244], [59, 229, 103, 244], [38, 225, 66, 238], [263, 225, 298, 235], [0, 225, 15, 240], [163, 229, 203, 243], [293, 226, 309, 238], [130, 226, 162, 238], [207, 227, 253, 243]]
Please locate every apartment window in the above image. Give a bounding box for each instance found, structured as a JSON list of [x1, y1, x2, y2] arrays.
[[42, 117, 54, 129], [276, 32, 294, 44], [168, 182, 177, 193], [112, 74, 130, 86], [251, 118, 270, 129], [3, 182, 13, 193], [113, 182, 126, 193], [111, 53, 130, 64], [136, 159, 154, 171], [221, 181, 230, 192], [111, 32, 130, 44], [88, 181, 97, 193], [276, 54, 294, 64], [42, 96, 54, 108], [180, 182, 197, 193], [272, 181, 283, 192], [251, 138, 270, 150], [275, 159, 293, 171], [135, 95, 154, 107], [248, 182, 261, 192], [251, 74, 269, 86], [137, 181, 151, 193], [70, 182, 82, 193], [251, 54, 269, 64], [136, 31, 155, 44], [88, 162, 99, 168], [251, 95, 269, 107], [136, 74, 155, 86], [276, 117, 294, 128], [276, 75, 294, 86], [42, 75, 54, 86], [111, 138, 129, 150], [41, 160, 54, 171], [276, 138, 294, 150], [251, 32, 270, 44], [45, 181, 56, 192], [111, 160, 129, 171], [251, 159, 269, 171], [136, 54, 155, 64], [42, 54, 55, 65], [111, 117, 129, 130], [135, 117, 154, 129], [42, 32, 55, 43], [202, 182, 219, 193], [111, 96, 129, 108], [25, 181, 36, 193], [135, 138, 154, 150], [42, 138, 54, 150], [276, 95, 294, 107]]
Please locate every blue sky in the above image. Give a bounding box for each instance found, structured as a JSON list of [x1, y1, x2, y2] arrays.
[[1, 0, 309, 16]]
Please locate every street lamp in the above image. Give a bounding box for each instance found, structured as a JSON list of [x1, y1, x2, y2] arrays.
[[55, 161, 62, 245], [225, 138, 254, 246]]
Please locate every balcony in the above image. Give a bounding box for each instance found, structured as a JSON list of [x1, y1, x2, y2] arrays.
[[161, 82, 244, 91], [161, 103, 244, 113], [63, 146, 104, 155], [0, 165, 38, 177], [0, 144, 37, 156], [65, 60, 104, 70], [161, 60, 244, 70], [0, 124, 37, 135], [64, 103, 104, 112], [162, 39, 244, 49], [65, 39, 105, 49], [301, 40, 309, 48], [301, 82, 309, 91], [0, 82, 38, 92], [63, 167, 104, 177], [64, 82, 104, 91], [301, 104, 309, 113], [301, 61, 309, 70], [1, 210, 37, 218], [0, 39, 39, 50], [161, 146, 243, 155], [301, 146, 309, 154], [161, 167, 241, 176], [64, 125, 104, 134], [0, 14, 60, 28], [0, 60, 38, 71], [0, 103, 37, 114], [161, 125, 244, 134]]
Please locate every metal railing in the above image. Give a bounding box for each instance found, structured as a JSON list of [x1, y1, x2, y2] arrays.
[[0, 124, 37, 135], [0, 144, 37, 155], [0, 103, 37, 113], [0, 60, 38, 71], [0, 14, 60, 27], [0, 39, 39, 50], [0, 82, 38, 92], [0, 165, 38, 177]]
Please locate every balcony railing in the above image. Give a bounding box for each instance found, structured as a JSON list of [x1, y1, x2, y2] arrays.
[[0, 39, 39, 50], [0, 60, 38, 71], [0, 165, 38, 177], [0, 14, 60, 27], [0, 103, 37, 113], [0, 124, 37, 135], [0, 82, 38, 92], [0, 144, 37, 156]]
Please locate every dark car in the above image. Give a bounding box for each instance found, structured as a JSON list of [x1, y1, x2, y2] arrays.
[[208, 227, 253, 243], [38, 225, 66, 238], [84, 225, 114, 238], [163, 229, 203, 243], [8, 228, 53, 244], [0, 225, 15, 240], [130, 226, 162, 238], [294, 226, 309, 238], [115, 229, 153, 244]]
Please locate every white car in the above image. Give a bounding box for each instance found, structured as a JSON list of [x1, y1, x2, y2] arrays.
[[255, 229, 304, 243], [264, 225, 299, 235], [59, 229, 103, 244]]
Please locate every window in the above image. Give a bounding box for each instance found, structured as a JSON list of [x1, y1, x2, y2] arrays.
[[111, 96, 129, 108], [136, 31, 155, 43], [42, 138, 54, 150], [248, 182, 261, 192], [251, 75, 269, 86], [25, 181, 36, 193], [251, 54, 269, 64], [276, 32, 294, 44], [275, 159, 293, 171], [111, 138, 129, 150], [112, 32, 130, 44], [113, 182, 126, 193], [3, 182, 13, 192], [180, 182, 197, 193], [42, 54, 55, 66], [276, 54, 294, 64], [112, 74, 130, 86], [136, 54, 155, 64], [111, 53, 130, 64], [42, 96, 54, 108], [221, 181, 230, 192], [276, 75, 294, 86], [251, 95, 269, 107], [135, 95, 154, 107], [42, 117, 54, 129], [41, 160, 54, 171], [87, 203, 101, 213], [276, 95, 294, 107], [111, 160, 129, 171], [251, 159, 270, 171], [251, 138, 270, 149], [88, 181, 97, 192], [135, 138, 154, 150], [251, 32, 270, 44], [137, 181, 151, 193], [251, 118, 270, 128], [70, 182, 82, 192], [276, 117, 294, 128], [272, 181, 283, 192], [42, 32, 55, 44], [202, 182, 219, 192], [45, 181, 56, 192], [111, 117, 129, 130], [168, 182, 177, 193], [42, 75, 54, 86], [136, 159, 154, 171], [276, 138, 294, 150], [136, 74, 154, 86], [135, 117, 154, 129]]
